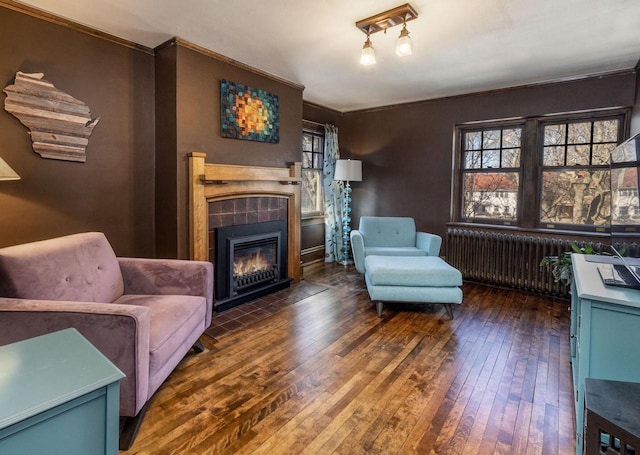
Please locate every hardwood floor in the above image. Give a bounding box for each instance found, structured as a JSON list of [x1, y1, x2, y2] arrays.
[[122, 263, 576, 455]]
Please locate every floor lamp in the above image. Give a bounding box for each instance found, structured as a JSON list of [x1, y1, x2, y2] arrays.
[[334, 159, 362, 265]]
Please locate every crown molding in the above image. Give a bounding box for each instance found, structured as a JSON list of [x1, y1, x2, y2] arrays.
[[156, 37, 305, 92], [0, 0, 154, 54]]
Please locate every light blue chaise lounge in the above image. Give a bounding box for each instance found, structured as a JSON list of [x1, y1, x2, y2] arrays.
[[350, 216, 463, 318]]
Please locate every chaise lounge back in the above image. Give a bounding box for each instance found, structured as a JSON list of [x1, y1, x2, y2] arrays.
[[350, 216, 442, 273], [0, 232, 213, 432]]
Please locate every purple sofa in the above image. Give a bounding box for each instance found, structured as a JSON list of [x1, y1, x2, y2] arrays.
[[0, 232, 213, 448]]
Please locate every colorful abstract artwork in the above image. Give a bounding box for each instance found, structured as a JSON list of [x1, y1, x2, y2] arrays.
[[220, 80, 279, 143]]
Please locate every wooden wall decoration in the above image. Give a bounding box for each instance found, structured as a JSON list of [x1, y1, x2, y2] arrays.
[[3, 72, 100, 162]]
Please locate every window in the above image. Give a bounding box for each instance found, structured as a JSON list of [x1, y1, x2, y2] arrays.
[[455, 110, 627, 232], [302, 128, 324, 216], [461, 126, 522, 222], [540, 119, 620, 227]]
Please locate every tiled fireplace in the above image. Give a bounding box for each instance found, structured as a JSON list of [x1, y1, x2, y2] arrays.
[[209, 198, 291, 311], [188, 153, 302, 312]]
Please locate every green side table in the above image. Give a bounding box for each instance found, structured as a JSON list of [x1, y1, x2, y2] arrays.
[[0, 328, 125, 455]]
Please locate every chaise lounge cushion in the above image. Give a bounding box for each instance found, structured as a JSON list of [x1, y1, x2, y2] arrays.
[[359, 216, 418, 247], [365, 256, 462, 287], [364, 246, 428, 257]]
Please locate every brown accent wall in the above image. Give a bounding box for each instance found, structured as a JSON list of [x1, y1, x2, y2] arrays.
[[303, 102, 342, 129], [340, 72, 639, 243], [155, 40, 304, 259], [0, 6, 155, 256]]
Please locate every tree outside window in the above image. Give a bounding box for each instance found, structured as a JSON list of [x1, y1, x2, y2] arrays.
[[540, 119, 620, 228], [455, 110, 627, 232], [302, 130, 324, 216]]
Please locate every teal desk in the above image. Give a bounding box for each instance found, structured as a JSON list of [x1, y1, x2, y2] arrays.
[[571, 254, 640, 455], [0, 328, 125, 455]]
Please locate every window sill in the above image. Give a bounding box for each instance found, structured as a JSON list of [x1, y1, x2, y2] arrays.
[[302, 214, 325, 226]]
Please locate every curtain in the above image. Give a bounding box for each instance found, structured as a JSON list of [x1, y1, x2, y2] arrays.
[[323, 124, 343, 262]]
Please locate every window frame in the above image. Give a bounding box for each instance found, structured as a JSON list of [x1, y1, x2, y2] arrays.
[[455, 119, 526, 227], [452, 108, 630, 234], [301, 123, 325, 218], [537, 113, 626, 232]]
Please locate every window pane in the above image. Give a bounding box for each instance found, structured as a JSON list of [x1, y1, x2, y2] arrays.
[[566, 145, 590, 165], [612, 167, 640, 225], [465, 131, 481, 150], [568, 122, 591, 144], [543, 146, 565, 166], [482, 130, 501, 149], [302, 151, 313, 168], [482, 150, 500, 168], [301, 170, 323, 214], [540, 169, 610, 226], [502, 129, 521, 148], [462, 172, 518, 220], [302, 134, 312, 152], [313, 136, 322, 153], [592, 143, 614, 166], [465, 151, 481, 169], [593, 120, 618, 143], [313, 153, 323, 169], [502, 148, 520, 167], [544, 124, 566, 145]]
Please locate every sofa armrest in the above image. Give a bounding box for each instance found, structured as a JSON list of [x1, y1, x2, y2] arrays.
[[0, 297, 150, 417], [416, 232, 442, 257], [350, 229, 366, 274], [118, 257, 214, 326]]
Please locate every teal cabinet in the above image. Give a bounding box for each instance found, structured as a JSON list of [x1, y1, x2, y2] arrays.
[[0, 328, 125, 455], [571, 255, 640, 455]]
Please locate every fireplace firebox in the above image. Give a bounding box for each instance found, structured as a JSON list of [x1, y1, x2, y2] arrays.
[[214, 219, 290, 311]]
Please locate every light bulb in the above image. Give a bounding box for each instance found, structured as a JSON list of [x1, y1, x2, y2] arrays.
[[395, 24, 412, 56], [360, 36, 376, 65]]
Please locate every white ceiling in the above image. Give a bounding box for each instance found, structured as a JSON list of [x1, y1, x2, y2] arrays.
[[13, 0, 640, 112]]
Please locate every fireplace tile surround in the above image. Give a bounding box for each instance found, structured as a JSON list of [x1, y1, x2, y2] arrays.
[[208, 197, 287, 229], [189, 153, 302, 309], [207, 197, 288, 265]]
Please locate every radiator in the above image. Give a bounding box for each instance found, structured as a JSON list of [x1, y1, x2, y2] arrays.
[[446, 228, 607, 297]]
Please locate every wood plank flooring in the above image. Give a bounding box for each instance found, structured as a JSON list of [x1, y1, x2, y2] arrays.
[[122, 263, 576, 454]]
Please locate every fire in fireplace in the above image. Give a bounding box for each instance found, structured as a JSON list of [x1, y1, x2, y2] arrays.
[[230, 232, 280, 296], [214, 219, 290, 311]]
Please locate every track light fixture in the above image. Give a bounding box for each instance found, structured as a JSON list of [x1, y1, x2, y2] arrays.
[[356, 3, 418, 65]]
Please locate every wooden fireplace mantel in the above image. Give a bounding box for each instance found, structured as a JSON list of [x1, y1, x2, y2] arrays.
[[188, 152, 302, 282]]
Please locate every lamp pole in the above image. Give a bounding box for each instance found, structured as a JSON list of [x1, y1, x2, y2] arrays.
[[334, 159, 362, 265]]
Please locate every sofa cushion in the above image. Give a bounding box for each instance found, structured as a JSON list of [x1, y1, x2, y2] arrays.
[[365, 246, 428, 257], [359, 216, 417, 247], [365, 256, 462, 287], [114, 294, 206, 394], [0, 232, 124, 303]]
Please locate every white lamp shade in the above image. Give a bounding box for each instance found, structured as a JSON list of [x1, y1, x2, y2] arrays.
[[395, 35, 412, 56], [334, 159, 362, 182], [360, 39, 376, 66], [0, 156, 20, 181]]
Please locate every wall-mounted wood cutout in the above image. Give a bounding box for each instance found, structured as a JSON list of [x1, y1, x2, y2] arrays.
[[3, 72, 100, 162]]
